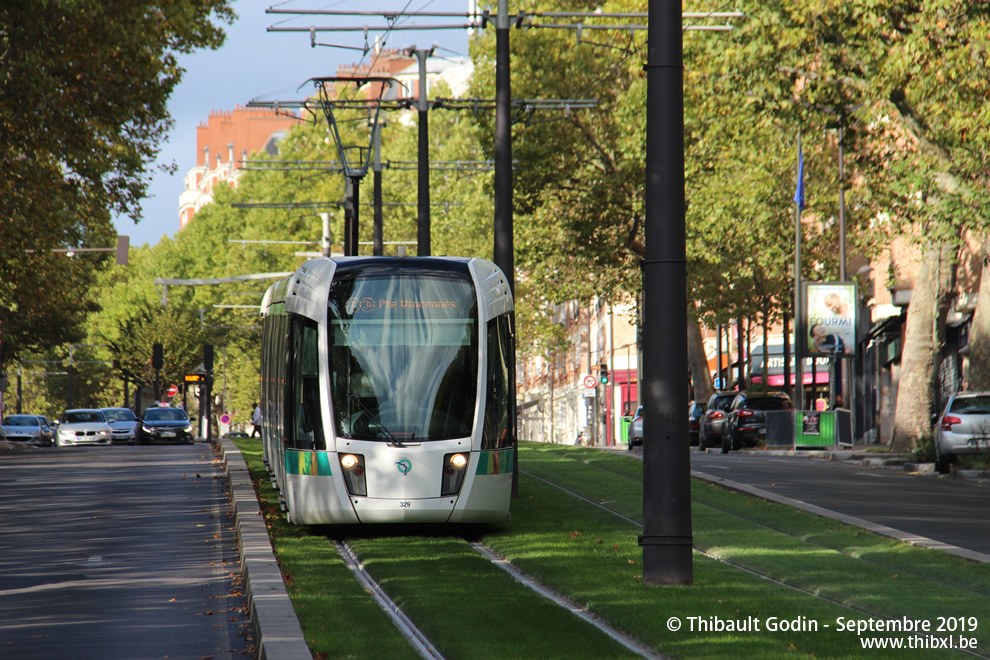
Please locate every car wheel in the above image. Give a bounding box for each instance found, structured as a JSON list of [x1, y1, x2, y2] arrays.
[[934, 439, 951, 474], [720, 433, 730, 454]]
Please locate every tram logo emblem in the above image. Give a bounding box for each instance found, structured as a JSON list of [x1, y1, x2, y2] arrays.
[[346, 297, 376, 314], [395, 459, 412, 475]]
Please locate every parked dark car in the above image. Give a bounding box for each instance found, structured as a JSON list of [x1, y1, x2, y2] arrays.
[[138, 407, 194, 445], [722, 391, 793, 453], [688, 400, 705, 446], [698, 392, 737, 450]]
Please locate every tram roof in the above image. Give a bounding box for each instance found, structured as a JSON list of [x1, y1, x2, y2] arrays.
[[327, 256, 473, 278]]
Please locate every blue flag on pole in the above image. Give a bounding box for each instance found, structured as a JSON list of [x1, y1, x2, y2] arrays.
[[794, 145, 805, 211]]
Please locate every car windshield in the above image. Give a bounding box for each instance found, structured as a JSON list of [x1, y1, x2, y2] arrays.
[[949, 395, 990, 415], [144, 408, 189, 422], [64, 411, 105, 424], [103, 409, 136, 422], [3, 416, 39, 427], [744, 397, 791, 411]]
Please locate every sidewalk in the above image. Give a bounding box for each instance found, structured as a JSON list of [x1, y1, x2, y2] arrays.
[[219, 438, 311, 660]]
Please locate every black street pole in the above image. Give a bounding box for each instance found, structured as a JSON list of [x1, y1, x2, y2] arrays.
[[783, 311, 792, 399], [349, 176, 360, 256], [715, 323, 722, 388], [794, 134, 805, 410], [67, 348, 74, 409], [344, 177, 354, 256], [737, 317, 745, 388], [639, 0, 693, 585], [204, 345, 214, 442], [374, 120, 384, 257], [416, 49, 432, 257], [494, 0, 517, 498]]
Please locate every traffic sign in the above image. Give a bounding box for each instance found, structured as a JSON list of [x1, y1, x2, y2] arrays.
[[166, 385, 178, 397], [220, 414, 231, 425], [583, 375, 597, 389]]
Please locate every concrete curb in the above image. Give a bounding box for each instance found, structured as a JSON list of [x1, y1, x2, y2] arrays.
[[614, 446, 990, 564], [220, 438, 311, 660], [690, 468, 990, 564]]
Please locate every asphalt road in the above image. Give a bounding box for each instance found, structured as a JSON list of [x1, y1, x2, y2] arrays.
[[689, 448, 990, 556], [0, 443, 251, 660]]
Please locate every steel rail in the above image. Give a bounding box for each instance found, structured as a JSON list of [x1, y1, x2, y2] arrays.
[[334, 540, 445, 660]]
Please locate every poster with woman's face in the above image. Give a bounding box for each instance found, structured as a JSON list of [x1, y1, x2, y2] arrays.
[[805, 282, 856, 357]]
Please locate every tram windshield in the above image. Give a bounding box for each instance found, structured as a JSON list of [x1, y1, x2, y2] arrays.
[[328, 273, 478, 441]]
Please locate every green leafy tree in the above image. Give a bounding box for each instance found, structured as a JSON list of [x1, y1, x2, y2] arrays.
[[0, 0, 234, 374]]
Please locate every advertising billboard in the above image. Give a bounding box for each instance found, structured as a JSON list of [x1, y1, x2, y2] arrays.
[[804, 282, 856, 357]]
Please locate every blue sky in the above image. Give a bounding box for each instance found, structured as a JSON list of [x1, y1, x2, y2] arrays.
[[116, 1, 471, 248]]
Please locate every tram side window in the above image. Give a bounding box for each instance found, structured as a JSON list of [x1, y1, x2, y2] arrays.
[[482, 313, 515, 449], [291, 317, 324, 450], [272, 314, 288, 447]]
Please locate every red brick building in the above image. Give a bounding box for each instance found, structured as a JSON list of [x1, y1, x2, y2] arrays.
[[178, 105, 299, 229]]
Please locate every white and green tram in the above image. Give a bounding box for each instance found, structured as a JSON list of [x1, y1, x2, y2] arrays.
[[259, 256, 515, 525]]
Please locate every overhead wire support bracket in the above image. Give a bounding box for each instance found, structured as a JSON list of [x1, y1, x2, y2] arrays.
[[300, 75, 401, 180]]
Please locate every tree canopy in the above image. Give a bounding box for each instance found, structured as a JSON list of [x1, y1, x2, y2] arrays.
[[8, 0, 990, 450], [0, 0, 234, 368]]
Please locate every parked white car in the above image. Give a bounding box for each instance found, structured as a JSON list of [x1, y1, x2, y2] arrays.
[[55, 409, 113, 447]]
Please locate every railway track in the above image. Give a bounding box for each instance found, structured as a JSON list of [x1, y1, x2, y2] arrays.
[[333, 527, 663, 660], [235, 439, 990, 659]]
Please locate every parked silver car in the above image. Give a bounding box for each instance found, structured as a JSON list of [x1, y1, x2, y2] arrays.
[[1, 415, 54, 446], [628, 406, 643, 448], [55, 409, 113, 447], [101, 407, 139, 444], [698, 392, 737, 450], [934, 392, 990, 473]]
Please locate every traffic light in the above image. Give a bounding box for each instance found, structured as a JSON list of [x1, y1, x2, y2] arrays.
[[204, 344, 214, 371], [599, 363, 609, 385], [152, 343, 163, 370]]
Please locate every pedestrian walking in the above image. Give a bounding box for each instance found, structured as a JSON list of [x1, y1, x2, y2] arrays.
[[251, 403, 261, 438]]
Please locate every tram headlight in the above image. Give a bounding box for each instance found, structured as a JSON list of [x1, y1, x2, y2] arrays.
[[339, 454, 367, 496], [441, 453, 468, 496]]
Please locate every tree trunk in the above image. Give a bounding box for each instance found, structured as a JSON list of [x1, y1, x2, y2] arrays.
[[964, 236, 990, 390], [762, 308, 771, 392], [891, 244, 955, 452], [687, 319, 713, 403]]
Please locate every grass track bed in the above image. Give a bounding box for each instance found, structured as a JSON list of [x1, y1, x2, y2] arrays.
[[236, 439, 990, 658]]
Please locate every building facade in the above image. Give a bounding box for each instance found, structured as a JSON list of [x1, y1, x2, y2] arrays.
[[517, 298, 639, 447], [178, 105, 299, 229]]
